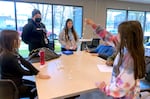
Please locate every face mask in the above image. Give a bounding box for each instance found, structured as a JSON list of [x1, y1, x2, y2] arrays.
[[35, 18, 41, 23]]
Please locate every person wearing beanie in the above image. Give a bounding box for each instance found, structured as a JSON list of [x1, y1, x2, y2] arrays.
[[22, 9, 49, 53]]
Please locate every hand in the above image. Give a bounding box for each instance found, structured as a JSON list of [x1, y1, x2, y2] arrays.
[[85, 18, 95, 26], [73, 45, 77, 50], [84, 49, 89, 52], [95, 81, 106, 92], [37, 72, 51, 79], [106, 60, 113, 66], [65, 45, 70, 50]]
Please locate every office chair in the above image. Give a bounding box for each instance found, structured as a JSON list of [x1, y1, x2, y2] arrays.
[[0, 79, 19, 99], [139, 56, 150, 98], [140, 79, 150, 92], [0, 79, 35, 99], [140, 79, 150, 98], [87, 38, 100, 49], [140, 56, 150, 97]]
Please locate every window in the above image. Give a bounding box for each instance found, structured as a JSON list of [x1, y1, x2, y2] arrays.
[[145, 12, 150, 35], [128, 11, 146, 43], [106, 9, 126, 34], [0, 1, 16, 31], [52, 5, 83, 52], [106, 9, 150, 45], [73, 7, 83, 38], [16, 2, 52, 35], [0, 1, 83, 57], [52, 5, 83, 39], [144, 12, 150, 44], [16, 2, 52, 57], [128, 11, 145, 28]]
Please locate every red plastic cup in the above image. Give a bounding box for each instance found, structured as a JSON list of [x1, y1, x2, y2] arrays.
[[40, 49, 45, 65]]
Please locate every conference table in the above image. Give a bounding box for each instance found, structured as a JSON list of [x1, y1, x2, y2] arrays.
[[33, 51, 112, 99]]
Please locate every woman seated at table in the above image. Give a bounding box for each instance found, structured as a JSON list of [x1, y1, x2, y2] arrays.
[[86, 41, 116, 60]]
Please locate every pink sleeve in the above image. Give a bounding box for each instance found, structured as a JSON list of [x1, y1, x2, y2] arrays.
[[91, 24, 118, 46]]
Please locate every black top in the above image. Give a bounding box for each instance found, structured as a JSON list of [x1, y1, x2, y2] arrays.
[[0, 52, 39, 86], [22, 20, 49, 52]]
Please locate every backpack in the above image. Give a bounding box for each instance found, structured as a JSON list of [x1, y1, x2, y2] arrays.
[[28, 47, 61, 63], [145, 56, 150, 82]]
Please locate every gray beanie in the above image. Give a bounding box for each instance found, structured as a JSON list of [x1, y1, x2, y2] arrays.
[[32, 9, 41, 17]]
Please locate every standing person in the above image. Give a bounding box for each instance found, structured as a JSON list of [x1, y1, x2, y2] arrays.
[[85, 19, 145, 98], [0, 30, 50, 99], [59, 18, 79, 51], [22, 9, 49, 53]]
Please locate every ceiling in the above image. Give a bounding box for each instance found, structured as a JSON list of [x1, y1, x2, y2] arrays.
[[118, 0, 150, 4]]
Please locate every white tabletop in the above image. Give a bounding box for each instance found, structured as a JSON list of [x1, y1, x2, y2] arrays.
[[33, 51, 112, 99]]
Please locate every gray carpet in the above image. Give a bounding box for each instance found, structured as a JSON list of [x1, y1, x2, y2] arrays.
[[76, 90, 112, 99]]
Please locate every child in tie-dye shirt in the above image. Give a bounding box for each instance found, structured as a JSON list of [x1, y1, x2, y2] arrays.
[[86, 19, 146, 99]]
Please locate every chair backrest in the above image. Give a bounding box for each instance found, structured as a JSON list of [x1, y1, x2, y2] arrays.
[[91, 38, 100, 47], [139, 57, 150, 98], [87, 38, 100, 49], [140, 56, 150, 92], [145, 56, 150, 82], [0, 79, 19, 99]]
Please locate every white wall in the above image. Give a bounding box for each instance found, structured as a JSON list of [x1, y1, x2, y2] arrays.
[[18, 0, 150, 38]]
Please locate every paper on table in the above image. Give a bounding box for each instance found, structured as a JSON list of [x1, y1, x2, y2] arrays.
[[97, 64, 113, 72]]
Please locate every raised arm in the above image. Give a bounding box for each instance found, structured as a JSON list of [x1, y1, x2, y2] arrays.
[[85, 19, 118, 46]]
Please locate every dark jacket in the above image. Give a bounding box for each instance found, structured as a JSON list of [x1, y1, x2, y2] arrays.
[[0, 52, 39, 87], [22, 20, 49, 52]]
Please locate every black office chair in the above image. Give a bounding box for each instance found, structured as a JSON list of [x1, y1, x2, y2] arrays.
[[87, 38, 100, 49], [0, 79, 19, 99], [139, 56, 150, 98]]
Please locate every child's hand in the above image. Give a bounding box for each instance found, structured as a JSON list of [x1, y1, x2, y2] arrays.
[[84, 49, 90, 52], [95, 81, 106, 92], [85, 18, 95, 26], [106, 60, 113, 66], [65, 45, 70, 50], [73, 45, 77, 50], [37, 72, 51, 79]]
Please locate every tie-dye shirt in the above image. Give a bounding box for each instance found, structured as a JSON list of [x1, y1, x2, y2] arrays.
[[92, 24, 140, 99]]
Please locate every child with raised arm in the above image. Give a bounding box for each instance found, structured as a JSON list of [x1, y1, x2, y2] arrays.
[[85, 19, 145, 98], [0, 30, 50, 99]]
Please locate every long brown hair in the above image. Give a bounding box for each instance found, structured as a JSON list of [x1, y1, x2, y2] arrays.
[[64, 18, 78, 41], [0, 30, 19, 53], [117, 20, 145, 79]]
